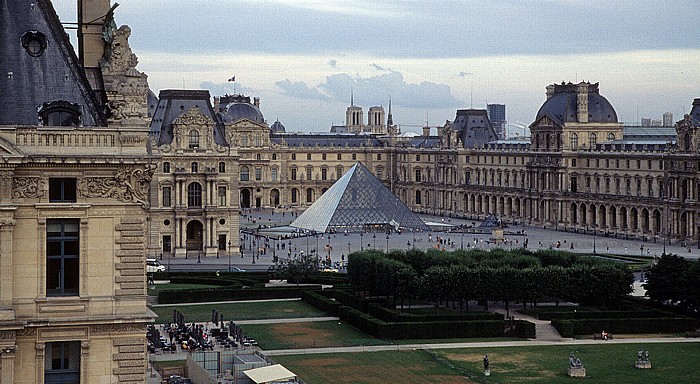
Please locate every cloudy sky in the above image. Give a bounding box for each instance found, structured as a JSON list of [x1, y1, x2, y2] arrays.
[[55, 0, 700, 134]]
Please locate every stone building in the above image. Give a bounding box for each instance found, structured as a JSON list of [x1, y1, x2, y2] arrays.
[[0, 0, 154, 382]]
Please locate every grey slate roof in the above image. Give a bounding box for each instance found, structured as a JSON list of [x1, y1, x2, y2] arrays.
[[0, 0, 105, 126], [452, 109, 498, 148], [150, 90, 227, 146], [217, 94, 265, 124], [271, 133, 383, 148], [690, 98, 700, 126], [291, 162, 429, 233], [536, 83, 617, 125]]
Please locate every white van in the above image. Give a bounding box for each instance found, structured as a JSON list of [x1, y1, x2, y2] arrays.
[[146, 258, 165, 273]]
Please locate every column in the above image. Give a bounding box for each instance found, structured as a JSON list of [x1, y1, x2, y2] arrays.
[[80, 341, 90, 381], [0, 220, 16, 307], [35, 343, 45, 384], [0, 345, 17, 384]]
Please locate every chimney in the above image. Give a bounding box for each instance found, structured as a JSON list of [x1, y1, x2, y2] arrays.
[[546, 84, 555, 99], [423, 126, 431, 137], [253, 97, 260, 108], [213, 97, 220, 112], [437, 126, 444, 137], [577, 82, 589, 123]]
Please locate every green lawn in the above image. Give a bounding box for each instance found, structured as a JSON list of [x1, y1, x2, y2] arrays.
[[151, 299, 327, 323], [273, 343, 700, 384], [242, 320, 388, 350]]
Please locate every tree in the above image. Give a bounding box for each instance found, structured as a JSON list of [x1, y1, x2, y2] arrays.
[[644, 254, 697, 313], [269, 252, 320, 285]]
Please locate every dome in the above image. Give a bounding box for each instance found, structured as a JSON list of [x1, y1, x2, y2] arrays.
[[270, 120, 286, 133], [536, 82, 617, 124], [219, 94, 265, 124]]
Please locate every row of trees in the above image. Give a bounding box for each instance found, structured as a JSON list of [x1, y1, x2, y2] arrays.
[[645, 254, 700, 315], [348, 249, 634, 312]]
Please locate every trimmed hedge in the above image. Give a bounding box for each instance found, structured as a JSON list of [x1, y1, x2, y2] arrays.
[[302, 291, 341, 316], [167, 276, 241, 287], [338, 306, 506, 339], [158, 285, 322, 304], [367, 303, 503, 322], [536, 310, 677, 321], [551, 317, 698, 336]]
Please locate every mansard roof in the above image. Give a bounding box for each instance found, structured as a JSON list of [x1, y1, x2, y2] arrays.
[[271, 133, 383, 147], [535, 82, 617, 124], [0, 0, 105, 126], [150, 90, 227, 146]]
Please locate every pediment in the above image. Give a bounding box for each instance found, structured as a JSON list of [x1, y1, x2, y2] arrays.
[[530, 113, 561, 128], [0, 137, 24, 158]]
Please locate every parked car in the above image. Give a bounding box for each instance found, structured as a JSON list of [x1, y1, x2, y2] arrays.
[[146, 258, 166, 273]]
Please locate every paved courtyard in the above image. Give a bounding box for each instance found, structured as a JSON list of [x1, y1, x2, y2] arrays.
[[159, 208, 698, 272]]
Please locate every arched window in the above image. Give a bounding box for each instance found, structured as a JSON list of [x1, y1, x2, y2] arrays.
[[191, 162, 198, 173], [607, 133, 615, 141], [291, 188, 298, 204], [240, 166, 250, 181], [163, 162, 171, 173], [684, 133, 691, 151], [306, 188, 313, 203], [256, 153, 261, 160], [570, 133, 578, 150], [415, 190, 422, 205], [189, 130, 200, 149], [187, 183, 202, 207], [218, 162, 225, 173], [588, 133, 597, 148], [336, 166, 344, 179]]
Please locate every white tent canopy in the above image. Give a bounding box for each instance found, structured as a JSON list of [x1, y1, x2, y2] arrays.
[[243, 364, 297, 384]]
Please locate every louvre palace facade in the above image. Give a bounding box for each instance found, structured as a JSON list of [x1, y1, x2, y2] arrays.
[[147, 80, 700, 257]]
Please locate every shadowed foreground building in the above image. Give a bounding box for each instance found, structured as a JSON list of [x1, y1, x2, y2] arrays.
[[1, 0, 155, 382]]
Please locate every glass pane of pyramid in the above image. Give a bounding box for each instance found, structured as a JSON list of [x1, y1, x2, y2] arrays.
[[291, 162, 429, 232]]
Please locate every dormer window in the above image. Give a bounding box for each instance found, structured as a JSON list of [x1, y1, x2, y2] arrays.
[[38, 101, 81, 127], [21, 31, 47, 57], [189, 130, 200, 149]]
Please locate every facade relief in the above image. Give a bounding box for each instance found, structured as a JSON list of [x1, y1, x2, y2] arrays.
[[79, 165, 156, 208], [12, 177, 46, 198]]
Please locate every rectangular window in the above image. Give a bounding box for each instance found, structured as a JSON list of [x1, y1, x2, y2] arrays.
[[337, 154, 342, 160], [255, 168, 262, 181], [45, 341, 80, 384], [46, 219, 80, 296], [218, 186, 226, 206], [306, 168, 312, 181], [321, 168, 327, 180], [291, 168, 297, 180], [162, 187, 171, 207], [377, 153, 382, 160], [271, 168, 278, 182], [49, 178, 77, 202], [307, 153, 311, 160], [322, 154, 327, 160], [163, 235, 171, 253], [291, 153, 296, 160], [352, 154, 356, 160]]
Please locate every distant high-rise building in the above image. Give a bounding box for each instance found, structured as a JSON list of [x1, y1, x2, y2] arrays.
[[487, 104, 506, 139], [641, 117, 652, 127], [663, 112, 673, 127], [651, 119, 662, 127]]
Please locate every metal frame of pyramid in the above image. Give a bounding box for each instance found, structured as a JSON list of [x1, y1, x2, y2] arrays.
[[291, 162, 429, 233]]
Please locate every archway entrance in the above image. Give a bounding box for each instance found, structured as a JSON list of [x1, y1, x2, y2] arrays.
[[186, 220, 203, 251], [270, 189, 280, 206], [240, 189, 251, 208]]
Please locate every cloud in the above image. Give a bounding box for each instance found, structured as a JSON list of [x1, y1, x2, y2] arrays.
[[327, 59, 337, 68], [458, 71, 474, 77], [274, 79, 331, 100], [200, 81, 255, 97], [316, 71, 462, 109], [370, 63, 391, 72]]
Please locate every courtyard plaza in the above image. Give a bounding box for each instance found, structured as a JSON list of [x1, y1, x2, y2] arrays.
[[159, 207, 698, 273]]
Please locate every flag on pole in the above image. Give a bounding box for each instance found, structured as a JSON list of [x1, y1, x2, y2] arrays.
[[228, 76, 236, 82]]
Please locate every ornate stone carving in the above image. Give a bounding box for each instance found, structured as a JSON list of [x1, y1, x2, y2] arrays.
[[12, 177, 46, 198], [16, 329, 36, 337], [0, 219, 16, 227], [0, 331, 16, 340], [173, 106, 213, 127], [90, 324, 145, 334], [100, 25, 150, 127], [79, 165, 156, 208]]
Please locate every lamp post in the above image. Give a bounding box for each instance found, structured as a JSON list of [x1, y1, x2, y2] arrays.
[[360, 232, 364, 251], [593, 228, 597, 254], [197, 250, 201, 264], [385, 234, 389, 252], [373, 233, 376, 249], [228, 240, 231, 272], [348, 241, 351, 254], [461, 228, 464, 250]]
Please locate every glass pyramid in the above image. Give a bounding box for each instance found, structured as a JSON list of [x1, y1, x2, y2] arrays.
[[291, 162, 429, 232]]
